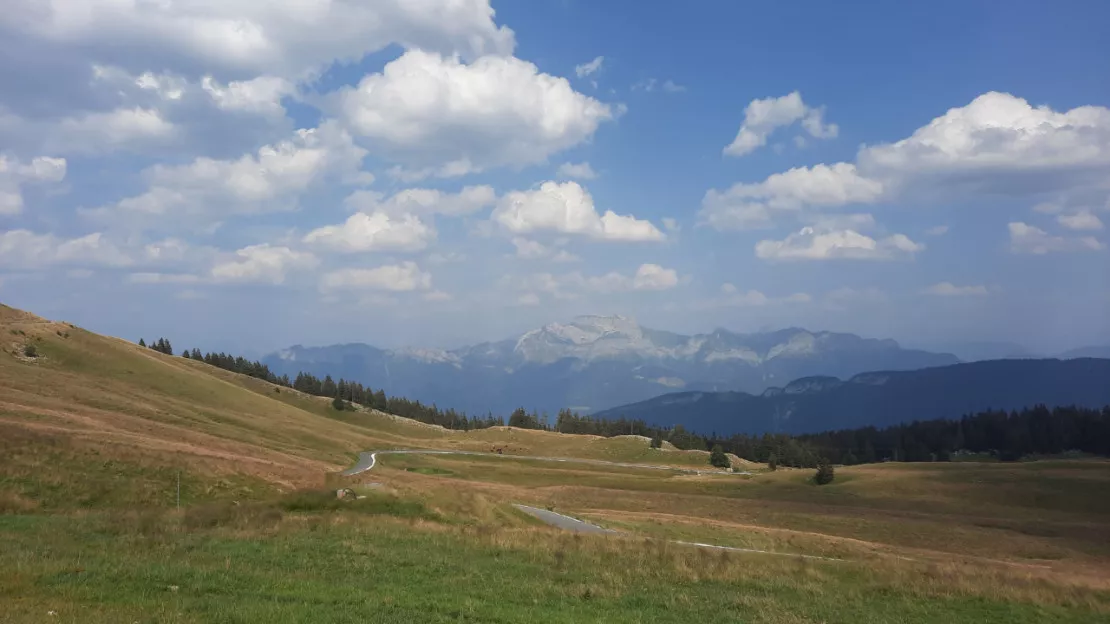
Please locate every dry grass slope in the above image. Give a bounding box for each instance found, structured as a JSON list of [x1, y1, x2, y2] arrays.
[[2, 303, 1108, 623]]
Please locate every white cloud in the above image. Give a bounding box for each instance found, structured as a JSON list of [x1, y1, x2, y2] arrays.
[[633, 78, 684, 94], [422, 290, 452, 302], [128, 272, 203, 284], [631, 264, 679, 291], [700, 163, 882, 230], [509, 237, 578, 262], [320, 262, 432, 293], [1057, 211, 1104, 231], [336, 50, 613, 177], [694, 283, 811, 309], [705, 92, 1110, 234], [493, 181, 664, 242], [661, 218, 680, 234], [304, 212, 434, 253], [1008, 222, 1104, 254], [510, 263, 680, 300], [661, 80, 686, 93], [91, 122, 366, 227], [823, 287, 887, 308], [51, 108, 175, 153], [922, 282, 989, 297], [925, 225, 950, 236], [210, 244, 318, 284], [0, 230, 132, 269], [755, 227, 924, 261], [0, 156, 67, 215], [575, 56, 604, 78], [858, 92, 1110, 195], [515, 292, 541, 307], [723, 91, 838, 157], [556, 162, 598, 180], [4, 0, 515, 80], [345, 186, 496, 218], [202, 75, 294, 117]]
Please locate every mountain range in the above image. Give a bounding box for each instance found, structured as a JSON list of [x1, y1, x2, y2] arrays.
[[263, 315, 964, 416], [593, 358, 1110, 436]]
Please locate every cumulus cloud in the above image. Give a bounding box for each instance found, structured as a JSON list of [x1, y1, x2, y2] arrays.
[[823, 287, 888, 308], [633, 78, 685, 94], [700, 163, 882, 230], [755, 227, 924, 261], [336, 50, 613, 178], [304, 212, 434, 253], [0, 229, 132, 269], [704, 92, 1110, 235], [201, 75, 295, 117], [344, 186, 496, 218], [493, 181, 664, 242], [1008, 222, 1104, 254], [2, 0, 515, 81], [89, 122, 366, 227], [210, 244, 318, 284], [510, 263, 680, 300], [0, 155, 66, 215], [49, 107, 176, 153], [858, 92, 1110, 195], [556, 162, 598, 180], [696, 283, 811, 309], [922, 282, 989, 297], [510, 238, 579, 262], [723, 91, 838, 157], [320, 262, 432, 293], [1057, 211, 1104, 231], [631, 264, 679, 291], [575, 56, 604, 78]]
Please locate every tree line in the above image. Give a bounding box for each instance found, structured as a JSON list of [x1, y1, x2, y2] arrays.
[[143, 337, 1109, 465]]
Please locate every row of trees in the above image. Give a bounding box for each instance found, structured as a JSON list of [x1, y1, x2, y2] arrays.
[[143, 337, 1109, 466], [140, 337, 174, 355]]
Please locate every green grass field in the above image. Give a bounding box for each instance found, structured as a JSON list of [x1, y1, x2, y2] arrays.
[[3, 303, 1109, 623]]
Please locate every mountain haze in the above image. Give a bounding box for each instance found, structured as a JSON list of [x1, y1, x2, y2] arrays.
[[593, 358, 1110, 436], [263, 315, 959, 416]]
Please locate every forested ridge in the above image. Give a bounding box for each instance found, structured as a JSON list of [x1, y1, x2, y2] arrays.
[[148, 337, 1110, 466]]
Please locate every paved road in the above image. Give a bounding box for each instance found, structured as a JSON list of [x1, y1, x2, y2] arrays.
[[514, 505, 619, 535], [342, 449, 833, 561], [340, 448, 750, 477]]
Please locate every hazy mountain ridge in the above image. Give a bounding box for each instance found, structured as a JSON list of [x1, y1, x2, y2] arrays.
[[264, 315, 962, 416], [593, 358, 1110, 435]]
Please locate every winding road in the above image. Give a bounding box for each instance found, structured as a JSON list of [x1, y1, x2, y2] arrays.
[[342, 449, 836, 561], [340, 448, 750, 477]]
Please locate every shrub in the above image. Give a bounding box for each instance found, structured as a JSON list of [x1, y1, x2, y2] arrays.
[[649, 434, 662, 449], [814, 459, 835, 485], [331, 396, 347, 411], [768, 453, 778, 471], [23, 344, 38, 358], [709, 444, 730, 468]]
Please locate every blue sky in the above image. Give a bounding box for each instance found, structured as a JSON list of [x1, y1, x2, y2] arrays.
[[1, 0, 1108, 355]]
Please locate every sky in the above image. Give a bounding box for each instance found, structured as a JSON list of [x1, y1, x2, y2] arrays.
[[1, 0, 1109, 356]]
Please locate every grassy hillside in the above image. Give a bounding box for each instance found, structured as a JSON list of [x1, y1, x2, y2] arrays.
[[2, 303, 1108, 623]]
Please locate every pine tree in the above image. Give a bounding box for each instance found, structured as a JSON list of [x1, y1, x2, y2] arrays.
[[768, 453, 779, 471], [138, 338, 146, 347], [182, 349, 190, 358], [814, 458, 835, 485], [709, 444, 730, 468], [650, 433, 663, 449]]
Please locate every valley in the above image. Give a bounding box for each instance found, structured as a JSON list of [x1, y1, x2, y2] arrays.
[[2, 304, 1109, 622]]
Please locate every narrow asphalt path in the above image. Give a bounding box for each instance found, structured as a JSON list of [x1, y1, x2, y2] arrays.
[[342, 450, 833, 561], [340, 448, 750, 477], [513, 505, 840, 560], [514, 505, 619, 535]]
